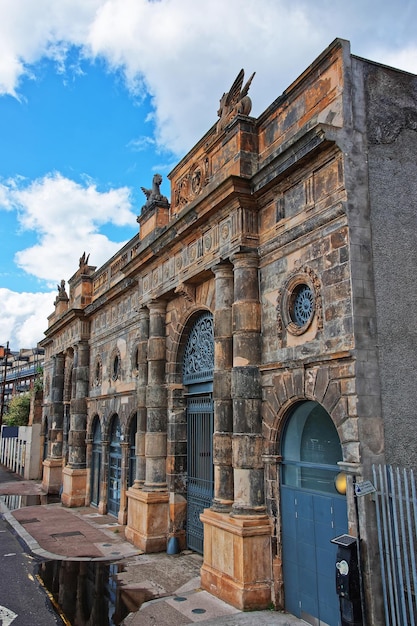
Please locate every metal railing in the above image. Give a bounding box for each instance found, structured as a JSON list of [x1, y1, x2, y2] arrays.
[[373, 464, 417, 626]]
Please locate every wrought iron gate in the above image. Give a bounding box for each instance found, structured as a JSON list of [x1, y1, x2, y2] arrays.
[[183, 311, 214, 554], [373, 464, 417, 625], [107, 416, 121, 516], [186, 394, 214, 553], [90, 419, 101, 507]]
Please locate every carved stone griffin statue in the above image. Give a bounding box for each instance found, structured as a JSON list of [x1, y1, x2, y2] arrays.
[[217, 69, 256, 133], [140, 173, 169, 211]]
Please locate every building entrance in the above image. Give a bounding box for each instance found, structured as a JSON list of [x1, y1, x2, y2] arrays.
[[108, 415, 121, 516], [183, 312, 214, 554], [90, 417, 101, 507], [281, 401, 347, 626]]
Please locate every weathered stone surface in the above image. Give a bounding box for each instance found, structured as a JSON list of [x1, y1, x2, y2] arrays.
[[39, 39, 417, 623]]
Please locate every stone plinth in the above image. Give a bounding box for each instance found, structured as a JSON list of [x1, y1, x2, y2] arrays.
[[61, 467, 87, 507], [41, 458, 63, 494], [125, 488, 169, 552], [200, 508, 272, 610]]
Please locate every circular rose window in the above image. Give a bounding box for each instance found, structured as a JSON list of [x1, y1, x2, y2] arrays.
[[290, 284, 314, 327], [279, 267, 321, 338]]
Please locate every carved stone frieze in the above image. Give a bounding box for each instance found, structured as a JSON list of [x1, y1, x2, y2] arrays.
[[172, 157, 210, 212]]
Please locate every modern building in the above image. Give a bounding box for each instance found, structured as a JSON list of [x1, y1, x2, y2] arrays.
[[39, 39, 417, 626], [0, 345, 44, 418]]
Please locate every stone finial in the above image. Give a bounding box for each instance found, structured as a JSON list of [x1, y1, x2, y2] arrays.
[[217, 69, 255, 134]]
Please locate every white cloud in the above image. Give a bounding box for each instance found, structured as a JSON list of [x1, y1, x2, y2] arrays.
[[0, 0, 416, 353], [375, 44, 417, 75], [0, 288, 55, 348], [0, 0, 416, 155], [1, 172, 137, 284]]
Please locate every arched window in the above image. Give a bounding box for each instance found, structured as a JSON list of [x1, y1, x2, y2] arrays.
[[282, 401, 342, 495]]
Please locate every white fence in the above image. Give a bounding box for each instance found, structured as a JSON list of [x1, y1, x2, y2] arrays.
[[0, 424, 42, 479]]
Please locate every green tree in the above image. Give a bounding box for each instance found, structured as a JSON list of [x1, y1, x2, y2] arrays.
[[4, 393, 31, 426]]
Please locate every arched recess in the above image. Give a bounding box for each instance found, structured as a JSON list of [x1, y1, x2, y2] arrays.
[[181, 310, 214, 554], [107, 414, 122, 516], [280, 400, 348, 626], [90, 415, 102, 508]]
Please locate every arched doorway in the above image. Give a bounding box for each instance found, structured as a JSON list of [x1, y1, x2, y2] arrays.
[[108, 415, 122, 516], [183, 312, 214, 554], [90, 417, 101, 507], [281, 401, 347, 626]]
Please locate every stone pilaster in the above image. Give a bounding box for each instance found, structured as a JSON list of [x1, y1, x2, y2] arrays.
[[212, 261, 234, 511], [42, 353, 65, 494], [62, 342, 89, 507], [134, 307, 149, 487], [125, 300, 169, 552], [201, 251, 271, 610], [144, 300, 168, 491], [98, 438, 109, 515]]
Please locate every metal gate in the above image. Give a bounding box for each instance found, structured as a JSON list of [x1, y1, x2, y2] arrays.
[[186, 394, 214, 553], [183, 311, 214, 554], [90, 418, 101, 507], [107, 416, 121, 516], [373, 464, 417, 625]]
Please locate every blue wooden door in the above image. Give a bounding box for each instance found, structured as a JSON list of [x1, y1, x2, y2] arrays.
[[281, 401, 347, 626], [282, 486, 347, 625]]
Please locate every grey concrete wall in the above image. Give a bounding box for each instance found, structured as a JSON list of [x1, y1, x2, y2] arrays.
[[364, 62, 417, 469]]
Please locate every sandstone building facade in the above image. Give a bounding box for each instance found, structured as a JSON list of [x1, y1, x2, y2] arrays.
[[40, 39, 417, 625]]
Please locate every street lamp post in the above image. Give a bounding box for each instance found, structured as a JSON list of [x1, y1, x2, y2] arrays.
[[0, 341, 10, 431]]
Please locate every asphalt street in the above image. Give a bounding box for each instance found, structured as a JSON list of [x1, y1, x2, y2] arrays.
[[0, 516, 63, 626]]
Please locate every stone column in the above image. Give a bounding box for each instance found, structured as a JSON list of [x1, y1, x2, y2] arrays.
[[119, 440, 130, 525], [125, 300, 168, 552], [231, 252, 264, 515], [98, 437, 109, 515], [201, 251, 271, 610], [42, 353, 65, 494], [62, 341, 89, 507], [144, 300, 168, 491], [212, 261, 234, 511], [135, 307, 149, 487]]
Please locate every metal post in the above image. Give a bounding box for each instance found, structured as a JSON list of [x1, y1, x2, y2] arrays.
[[0, 341, 10, 430]]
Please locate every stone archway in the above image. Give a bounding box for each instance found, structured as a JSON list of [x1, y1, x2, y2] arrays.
[[280, 400, 348, 626], [182, 311, 214, 554]]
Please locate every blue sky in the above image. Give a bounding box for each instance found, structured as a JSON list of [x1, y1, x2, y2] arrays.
[[1, 0, 416, 349]]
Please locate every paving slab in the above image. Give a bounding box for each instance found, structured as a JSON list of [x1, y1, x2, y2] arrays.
[[0, 465, 307, 625]]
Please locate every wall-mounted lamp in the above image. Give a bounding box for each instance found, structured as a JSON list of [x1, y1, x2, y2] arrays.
[[335, 471, 347, 495]]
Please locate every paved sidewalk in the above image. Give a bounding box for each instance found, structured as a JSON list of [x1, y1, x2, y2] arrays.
[[0, 466, 305, 625]]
